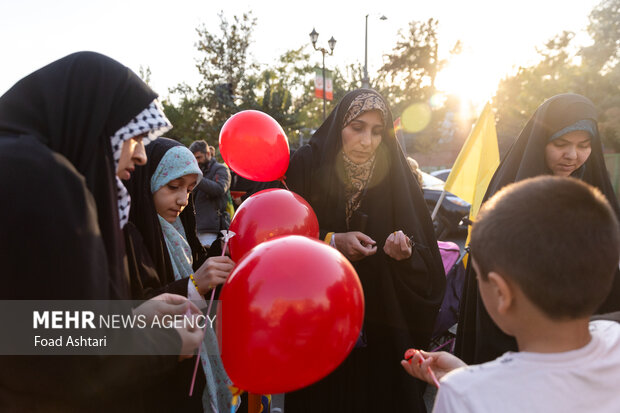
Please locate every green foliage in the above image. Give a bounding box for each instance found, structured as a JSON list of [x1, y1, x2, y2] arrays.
[[192, 11, 258, 145], [161, 83, 206, 146], [138, 65, 152, 85], [376, 18, 442, 115], [161, 12, 355, 150], [582, 0, 620, 72], [494, 0, 620, 153]]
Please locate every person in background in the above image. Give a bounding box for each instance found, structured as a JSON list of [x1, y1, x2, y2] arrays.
[[403, 176, 620, 413], [407, 156, 424, 188], [189, 140, 231, 248], [456, 93, 620, 365]]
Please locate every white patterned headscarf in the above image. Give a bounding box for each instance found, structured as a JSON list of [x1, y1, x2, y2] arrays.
[[110, 99, 172, 228]]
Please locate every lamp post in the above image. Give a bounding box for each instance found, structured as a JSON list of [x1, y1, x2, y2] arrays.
[[310, 28, 336, 120], [362, 14, 387, 89]]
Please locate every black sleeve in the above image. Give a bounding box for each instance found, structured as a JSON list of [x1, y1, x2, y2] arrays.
[[0, 137, 110, 300], [0, 138, 181, 408], [195, 163, 231, 197]]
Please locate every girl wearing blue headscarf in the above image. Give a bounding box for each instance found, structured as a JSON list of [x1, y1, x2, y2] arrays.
[[124, 137, 235, 413]]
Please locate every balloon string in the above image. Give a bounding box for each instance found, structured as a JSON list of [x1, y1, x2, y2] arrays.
[[280, 178, 290, 191], [189, 235, 234, 396]]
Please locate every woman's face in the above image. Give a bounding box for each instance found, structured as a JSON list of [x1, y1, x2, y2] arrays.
[[544, 130, 592, 177], [117, 134, 147, 180], [341, 110, 384, 164], [153, 174, 199, 223]]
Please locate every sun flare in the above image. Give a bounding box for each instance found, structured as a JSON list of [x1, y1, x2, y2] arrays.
[[435, 51, 500, 113]]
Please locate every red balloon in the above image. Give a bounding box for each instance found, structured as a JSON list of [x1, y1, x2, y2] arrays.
[[219, 110, 290, 182], [217, 235, 364, 394], [228, 188, 319, 262]]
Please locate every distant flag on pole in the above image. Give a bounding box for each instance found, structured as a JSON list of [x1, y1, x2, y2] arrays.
[[314, 67, 333, 100], [393, 116, 402, 134]]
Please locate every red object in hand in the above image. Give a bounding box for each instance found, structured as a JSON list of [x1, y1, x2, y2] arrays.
[[228, 188, 319, 262], [230, 190, 247, 199], [404, 348, 417, 361], [219, 110, 290, 182], [217, 235, 365, 394]]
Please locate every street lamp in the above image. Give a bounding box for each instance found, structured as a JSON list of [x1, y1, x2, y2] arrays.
[[310, 28, 336, 120], [362, 14, 387, 89]]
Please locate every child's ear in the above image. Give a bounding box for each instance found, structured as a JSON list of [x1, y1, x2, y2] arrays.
[[487, 271, 513, 314]]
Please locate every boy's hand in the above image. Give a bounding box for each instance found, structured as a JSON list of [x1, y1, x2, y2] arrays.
[[401, 349, 467, 385]]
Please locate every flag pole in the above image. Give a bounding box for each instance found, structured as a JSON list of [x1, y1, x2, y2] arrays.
[[431, 190, 447, 221]]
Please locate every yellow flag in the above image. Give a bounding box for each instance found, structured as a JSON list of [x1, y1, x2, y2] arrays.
[[444, 102, 499, 221]]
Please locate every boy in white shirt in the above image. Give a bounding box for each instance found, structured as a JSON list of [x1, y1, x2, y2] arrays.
[[402, 176, 620, 413]]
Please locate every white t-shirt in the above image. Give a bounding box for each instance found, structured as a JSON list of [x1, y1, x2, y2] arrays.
[[434, 320, 620, 413]]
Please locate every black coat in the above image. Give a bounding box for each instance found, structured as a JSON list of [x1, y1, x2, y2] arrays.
[[284, 89, 445, 413], [193, 157, 231, 233]]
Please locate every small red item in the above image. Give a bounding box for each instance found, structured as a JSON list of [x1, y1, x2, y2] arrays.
[[404, 348, 417, 360], [230, 190, 247, 198]]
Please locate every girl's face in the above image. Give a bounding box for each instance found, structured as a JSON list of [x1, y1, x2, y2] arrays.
[[544, 130, 592, 177], [153, 174, 199, 223], [341, 110, 384, 164], [117, 134, 147, 180]]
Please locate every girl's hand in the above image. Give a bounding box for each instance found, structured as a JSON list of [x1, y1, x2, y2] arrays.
[[334, 231, 377, 262], [193, 256, 235, 294], [383, 230, 412, 260], [400, 349, 466, 385]]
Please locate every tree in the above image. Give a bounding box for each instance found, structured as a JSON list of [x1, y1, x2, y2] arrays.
[[161, 83, 206, 146], [581, 0, 620, 73], [138, 65, 152, 85], [493, 0, 620, 152], [376, 18, 442, 115], [493, 31, 581, 152], [191, 11, 258, 145]]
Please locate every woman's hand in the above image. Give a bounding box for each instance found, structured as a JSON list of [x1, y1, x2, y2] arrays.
[[334, 231, 377, 262], [400, 349, 466, 385], [193, 256, 235, 295], [383, 230, 412, 261], [133, 293, 204, 360]]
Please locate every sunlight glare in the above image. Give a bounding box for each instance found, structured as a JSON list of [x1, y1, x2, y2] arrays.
[[401, 103, 432, 133], [435, 51, 499, 110]]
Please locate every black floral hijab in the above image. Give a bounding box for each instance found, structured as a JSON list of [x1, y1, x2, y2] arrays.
[[303, 89, 438, 244], [340, 92, 388, 226], [0, 51, 165, 299]]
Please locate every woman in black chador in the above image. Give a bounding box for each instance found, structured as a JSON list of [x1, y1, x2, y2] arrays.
[[0, 52, 200, 411], [456, 93, 620, 365], [285, 89, 446, 412]]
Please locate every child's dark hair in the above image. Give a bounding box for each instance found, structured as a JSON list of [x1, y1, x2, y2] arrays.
[[470, 176, 619, 319]]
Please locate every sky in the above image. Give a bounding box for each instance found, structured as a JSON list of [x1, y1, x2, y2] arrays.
[[0, 0, 601, 108]]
